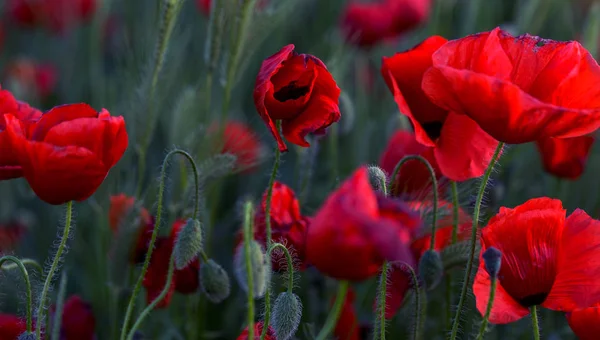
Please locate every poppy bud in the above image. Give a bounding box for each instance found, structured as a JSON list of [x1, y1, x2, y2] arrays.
[[418, 249, 443, 290], [367, 166, 387, 193], [482, 247, 502, 279], [199, 259, 231, 303], [272, 292, 302, 340], [174, 218, 203, 270], [17, 332, 35, 340], [234, 240, 271, 298]]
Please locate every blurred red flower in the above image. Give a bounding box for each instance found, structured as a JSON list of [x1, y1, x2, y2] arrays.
[[4, 59, 57, 98], [342, 0, 430, 47], [109, 193, 135, 232], [4, 103, 128, 205], [334, 288, 360, 340], [0, 314, 26, 339], [8, 0, 96, 33], [236, 321, 276, 340], [382, 36, 499, 181], [306, 167, 421, 281], [0, 221, 26, 253], [0, 88, 42, 181], [52, 295, 95, 340], [254, 44, 341, 152], [422, 27, 600, 144], [566, 303, 600, 340], [211, 121, 263, 172], [473, 197, 600, 324], [536, 136, 595, 180]]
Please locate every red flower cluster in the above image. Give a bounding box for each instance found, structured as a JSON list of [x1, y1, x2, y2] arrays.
[[8, 0, 96, 32], [51, 295, 96, 340], [254, 45, 341, 152], [237, 321, 276, 340]]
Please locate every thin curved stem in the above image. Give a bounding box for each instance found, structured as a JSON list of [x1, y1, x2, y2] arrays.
[[1, 258, 43, 276], [121, 149, 200, 340], [243, 200, 255, 339], [0, 256, 33, 332], [450, 142, 504, 340], [531, 305, 540, 340], [375, 264, 388, 340], [51, 272, 68, 340], [450, 181, 460, 244], [268, 243, 295, 293], [36, 201, 73, 340], [475, 277, 497, 340], [315, 281, 349, 340]]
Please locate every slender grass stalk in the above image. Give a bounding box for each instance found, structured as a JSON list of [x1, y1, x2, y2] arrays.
[[36, 201, 73, 340], [243, 200, 256, 339], [268, 243, 295, 293], [204, 0, 226, 115], [450, 181, 460, 244], [449, 143, 504, 340], [375, 264, 388, 340], [475, 277, 498, 340], [0, 256, 33, 332], [315, 281, 349, 340], [51, 272, 68, 340], [531, 306, 541, 340]]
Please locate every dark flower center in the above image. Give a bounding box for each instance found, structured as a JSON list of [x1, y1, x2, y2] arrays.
[[421, 121, 443, 140], [518, 293, 549, 307], [274, 81, 310, 102]]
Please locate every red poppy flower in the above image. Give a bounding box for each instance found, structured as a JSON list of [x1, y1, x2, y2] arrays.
[[0, 314, 26, 339], [109, 193, 136, 232], [382, 36, 500, 181], [536, 136, 594, 180], [306, 167, 421, 281], [0, 221, 26, 253], [341, 0, 431, 47], [4, 59, 58, 98], [4, 103, 128, 205], [566, 303, 600, 340], [0, 88, 42, 181], [8, 0, 96, 32], [254, 44, 341, 152], [473, 197, 600, 324], [334, 288, 360, 340], [236, 321, 276, 340], [422, 27, 600, 144], [53, 295, 95, 340], [210, 121, 263, 173]]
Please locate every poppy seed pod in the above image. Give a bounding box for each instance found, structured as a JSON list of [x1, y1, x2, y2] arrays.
[[482, 247, 502, 279], [174, 218, 203, 270], [418, 249, 443, 290], [367, 165, 387, 193], [233, 240, 271, 298], [199, 259, 231, 303], [272, 292, 302, 340], [17, 332, 35, 340]]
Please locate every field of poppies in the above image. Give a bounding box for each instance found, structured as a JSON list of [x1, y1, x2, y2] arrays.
[[2, 0, 600, 339]]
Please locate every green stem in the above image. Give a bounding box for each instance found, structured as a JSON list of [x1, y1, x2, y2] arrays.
[[243, 200, 255, 339], [404, 263, 422, 340], [121, 149, 200, 340], [203, 0, 225, 117], [0, 256, 33, 332], [451, 181, 460, 244], [36, 201, 73, 340], [531, 306, 540, 340], [51, 272, 68, 340], [449, 142, 504, 340], [475, 278, 497, 340], [375, 264, 388, 340], [445, 277, 452, 330], [268, 243, 295, 293], [260, 120, 282, 340], [315, 281, 349, 340], [1, 258, 43, 275]]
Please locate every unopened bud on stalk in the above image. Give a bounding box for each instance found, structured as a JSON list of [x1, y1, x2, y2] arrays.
[[18, 332, 35, 340], [418, 249, 443, 290], [200, 259, 231, 303], [482, 247, 502, 279], [174, 218, 203, 270], [272, 292, 303, 340], [234, 240, 271, 298], [367, 166, 387, 193]]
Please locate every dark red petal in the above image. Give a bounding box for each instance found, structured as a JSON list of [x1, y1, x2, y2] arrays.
[[261, 181, 301, 226], [237, 322, 276, 340], [109, 194, 136, 232], [60, 295, 96, 340], [0, 314, 27, 339], [31, 103, 98, 141], [383, 266, 411, 319], [143, 238, 176, 308], [566, 304, 600, 340], [334, 288, 360, 340], [281, 94, 340, 147], [536, 136, 594, 180]]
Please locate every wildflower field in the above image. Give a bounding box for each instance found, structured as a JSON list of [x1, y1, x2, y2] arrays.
[[2, 0, 600, 339]]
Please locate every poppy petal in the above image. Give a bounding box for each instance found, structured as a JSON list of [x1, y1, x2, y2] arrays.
[[536, 136, 594, 180], [281, 94, 340, 147], [31, 103, 98, 141]]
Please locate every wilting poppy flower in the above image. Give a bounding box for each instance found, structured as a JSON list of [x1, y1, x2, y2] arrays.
[[0, 314, 26, 339], [382, 36, 500, 181], [341, 0, 431, 47], [237, 321, 276, 340], [4, 103, 128, 205], [0, 88, 42, 181], [566, 303, 600, 340], [51, 295, 95, 340], [334, 288, 360, 340], [422, 27, 600, 144], [0, 221, 26, 253], [306, 167, 421, 281], [473, 197, 600, 324], [536, 136, 594, 180], [210, 121, 263, 172], [254, 44, 341, 152], [4, 59, 57, 99], [8, 0, 96, 32]]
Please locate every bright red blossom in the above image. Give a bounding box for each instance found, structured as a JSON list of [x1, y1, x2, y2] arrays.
[[0, 314, 26, 339], [474, 197, 600, 324], [4, 103, 128, 205], [254, 44, 341, 152], [536, 136, 594, 180], [566, 303, 600, 340], [236, 321, 276, 340], [306, 167, 421, 281], [8, 0, 96, 32], [382, 36, 499, 181]]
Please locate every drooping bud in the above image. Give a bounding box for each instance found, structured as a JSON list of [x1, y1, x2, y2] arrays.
[[418, 250, 444, 290], [272, 292, 303, 340], [199, 259, 231, 303], [17, 332, 35, 340], [367, 166, 387, 193], [174, 218, 203, 270], [482, 247, 502, 279], [234, 240, 270, 298]]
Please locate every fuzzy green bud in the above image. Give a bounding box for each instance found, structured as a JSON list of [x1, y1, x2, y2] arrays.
[[272, 292, 303, 340], [367, 166, 387, 193], [174, 218, 203, 270], [482, 247, 502, 279], [18, 332, 35, 340], [418, 249, 444, 290], [234, 240, 270, 298], [199, 259, 231, 303]]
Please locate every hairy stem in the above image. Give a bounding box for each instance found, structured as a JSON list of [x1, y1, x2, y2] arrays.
[[269, 243, 295, 293], [243, 200, 255, 339], [315, 281, 349, 340], [0, 256, 33, 332], [51, 272, 68, 340], [475, 277, 497, 340], [531, 306, 540, 340]]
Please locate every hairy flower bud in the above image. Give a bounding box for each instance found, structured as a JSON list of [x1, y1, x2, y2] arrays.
[[174, 218, 203, 270], [199, 259, 231, 303], [18, 332, 35, 340], [418, 249, 443, 290], [367, 165, 387, 193], [272, 292, 302, 340], [234, 240, 271, 298], [482, 246, 502, 279]]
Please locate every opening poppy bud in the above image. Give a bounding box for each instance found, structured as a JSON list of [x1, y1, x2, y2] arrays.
[[418, 249, 443, 290], [174, 218, 203, 270], [482, 247, 502, 279], [199, 259, 231, 303], [18, 332, 35, 340], [272, 292, 302, 340], [367, 166, 387, 193], [234, 240, 271, 298]]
